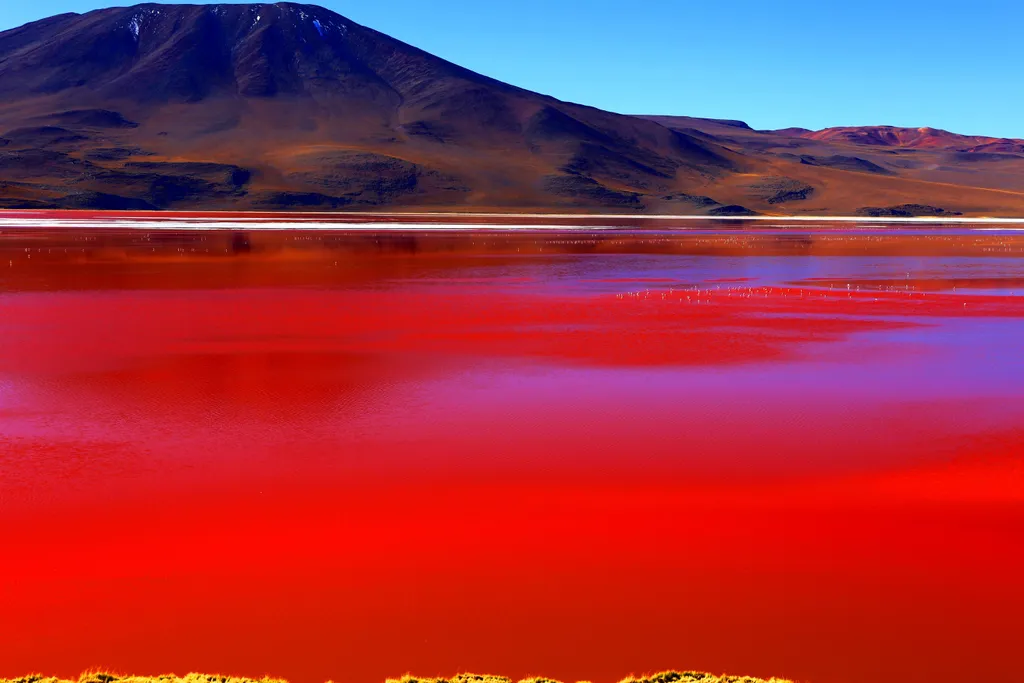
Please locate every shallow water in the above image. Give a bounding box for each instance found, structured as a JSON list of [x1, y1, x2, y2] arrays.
[[1, 223, 1023, 683]]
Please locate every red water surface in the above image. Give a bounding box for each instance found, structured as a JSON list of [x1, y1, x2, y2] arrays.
[[1, 227, 1024, 683]]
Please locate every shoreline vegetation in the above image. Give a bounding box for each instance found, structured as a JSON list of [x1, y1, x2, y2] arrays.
[[2, 673, 795, 683]]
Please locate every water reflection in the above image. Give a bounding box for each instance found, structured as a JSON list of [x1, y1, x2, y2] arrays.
[[0, 224, 1022, 683]]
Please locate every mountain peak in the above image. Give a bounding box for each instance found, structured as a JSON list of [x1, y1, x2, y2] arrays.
[[0, 2, 742, 213], [0, 2, 368, 102]]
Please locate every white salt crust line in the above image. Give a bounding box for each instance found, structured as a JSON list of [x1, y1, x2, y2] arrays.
[[5, 209, 1024, 223], [2, 217, 1024, 230], [0, 219, 625, 231]]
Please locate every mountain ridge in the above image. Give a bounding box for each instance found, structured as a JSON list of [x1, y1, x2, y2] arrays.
[[2, 2, 1024, 216]]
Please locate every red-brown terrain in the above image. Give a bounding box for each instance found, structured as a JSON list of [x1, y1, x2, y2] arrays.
[[3, 2, 1024, 215]]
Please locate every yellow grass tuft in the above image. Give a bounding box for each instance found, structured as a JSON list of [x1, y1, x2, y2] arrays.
[[2, 672, 793, 683], [618, 672, 793, 683]]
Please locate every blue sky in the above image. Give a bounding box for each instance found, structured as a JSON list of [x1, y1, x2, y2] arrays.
[[2, 0, 1022, 137]]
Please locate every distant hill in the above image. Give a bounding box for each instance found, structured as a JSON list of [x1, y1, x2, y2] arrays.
[[2, 3, 1024, 216], [798, 125, 1024, 151]]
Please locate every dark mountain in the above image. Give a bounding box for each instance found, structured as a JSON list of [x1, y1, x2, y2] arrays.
[[1, 3, 1024, 215], [0, 2, 746, 212]]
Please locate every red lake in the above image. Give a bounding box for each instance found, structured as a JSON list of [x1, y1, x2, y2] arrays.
[[1, 218, 1023, 683]]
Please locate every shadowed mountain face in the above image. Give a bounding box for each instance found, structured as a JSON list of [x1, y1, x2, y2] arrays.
[[2, 3, 1024, 215]]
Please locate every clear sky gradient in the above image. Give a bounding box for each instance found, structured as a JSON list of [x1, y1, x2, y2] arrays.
[[2, 0, 1022, 137]]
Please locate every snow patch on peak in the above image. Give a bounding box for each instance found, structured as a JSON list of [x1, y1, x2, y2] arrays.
[[312, 17, 348, 37], [128, 15, 140, 40]]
